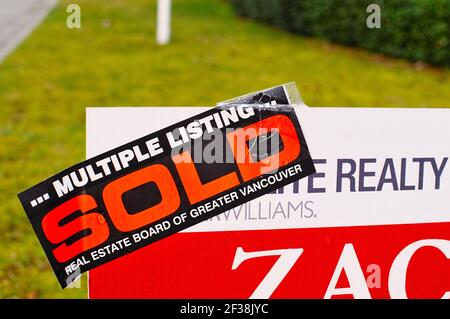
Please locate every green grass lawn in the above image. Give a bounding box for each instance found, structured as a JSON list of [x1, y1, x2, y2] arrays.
[[0, 0, 449, 298]]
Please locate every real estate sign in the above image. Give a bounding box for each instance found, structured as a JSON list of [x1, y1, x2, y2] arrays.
[[87, 105, 450, 299]]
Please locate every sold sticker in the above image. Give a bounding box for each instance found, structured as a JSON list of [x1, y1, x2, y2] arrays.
[[18, 97, 315, 287]]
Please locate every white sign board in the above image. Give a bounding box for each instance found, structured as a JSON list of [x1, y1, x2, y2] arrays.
[[87, 106, 450, 231]]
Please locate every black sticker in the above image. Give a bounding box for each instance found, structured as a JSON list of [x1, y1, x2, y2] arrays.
[[18, 103, 315, 288]]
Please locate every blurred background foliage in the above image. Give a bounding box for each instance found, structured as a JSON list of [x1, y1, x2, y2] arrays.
[[230, 0, 450, 67], [0, 0, 449, 298]]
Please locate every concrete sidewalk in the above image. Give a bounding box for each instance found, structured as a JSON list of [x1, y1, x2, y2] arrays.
[[0, 0, 56, 63]]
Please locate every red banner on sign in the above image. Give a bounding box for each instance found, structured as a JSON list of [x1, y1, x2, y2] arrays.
[[89, 222, 450, 299]]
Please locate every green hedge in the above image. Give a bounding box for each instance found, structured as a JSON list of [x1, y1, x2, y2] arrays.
[[229, 0, 450, 67]]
